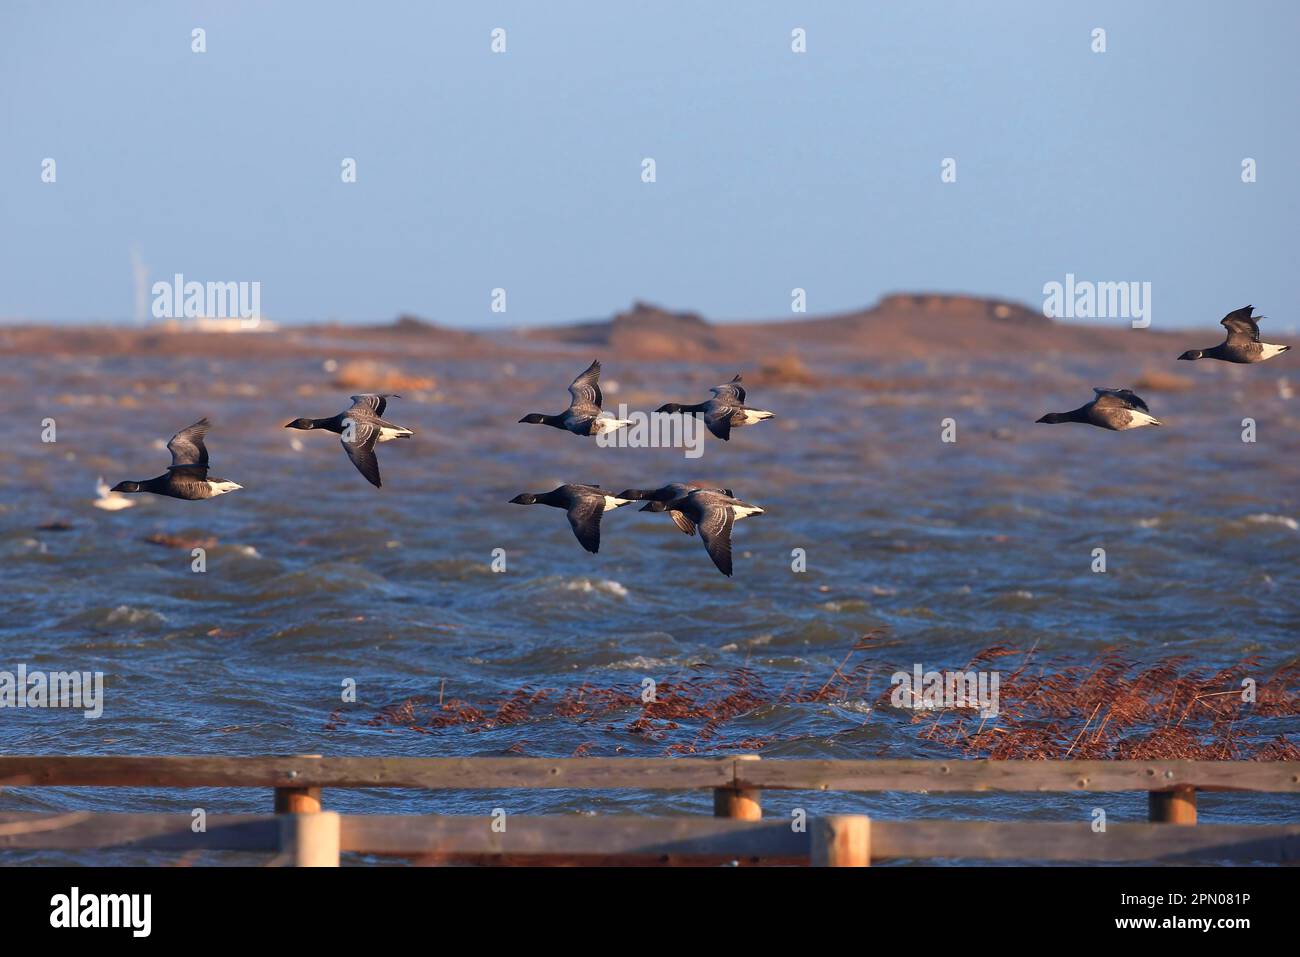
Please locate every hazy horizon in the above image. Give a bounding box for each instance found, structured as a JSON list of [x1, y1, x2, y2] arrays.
[[6, 286, 1295, 336], [3, 1, 1298, 333]]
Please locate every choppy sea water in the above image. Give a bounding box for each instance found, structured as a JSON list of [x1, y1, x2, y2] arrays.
[[1, 336, 1297, 864]]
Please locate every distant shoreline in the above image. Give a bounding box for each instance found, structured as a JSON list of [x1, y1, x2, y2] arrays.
[[0, 292, 1231, 366]]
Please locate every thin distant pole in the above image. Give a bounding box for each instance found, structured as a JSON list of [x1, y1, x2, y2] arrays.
[[131, 245, 149, 325]]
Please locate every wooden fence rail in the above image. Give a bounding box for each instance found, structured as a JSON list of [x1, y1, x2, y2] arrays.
[[1, 756, 1297, 866], [2, 812, 1297, 865], [4, 756, 1296, 793]]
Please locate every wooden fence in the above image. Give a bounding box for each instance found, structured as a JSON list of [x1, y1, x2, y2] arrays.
[[1, 756, 1298, 866]]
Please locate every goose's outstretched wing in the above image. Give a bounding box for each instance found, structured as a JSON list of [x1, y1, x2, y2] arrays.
[[668, 509, 697, 536], [695, 500, 736, 577], [703, 405, 735, 441], [1092, 388, 1150, 413], [567, 360, 603, 414], [1220, 305, 1261, 343], [349, 393, 399, 418], [709, 374, 746, 404], [565, 493, 604, 553], [167, 418, 211, 468], [341, 419, 382, 488]]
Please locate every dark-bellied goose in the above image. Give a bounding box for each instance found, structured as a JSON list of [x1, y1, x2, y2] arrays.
[[617, 483, 734, 536], [518, 360, 632, 437], [642, 488, 764, 576], [285, 394, 414, 488], [654, 374, 774, 441], [110, 418, 243, 500], [1178, 305, 1291, 364], [509, 484, 635, 553], [1036, 389, 1162, 431]]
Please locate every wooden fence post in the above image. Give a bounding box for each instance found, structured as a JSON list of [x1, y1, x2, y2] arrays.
[[811, 815, 871, 866], [274, 786, 322, 814], [274, 754, 322, 814], [1149, 786, 1197, 825], [715, 754, 762, 820], [279, 812, 341, 866]]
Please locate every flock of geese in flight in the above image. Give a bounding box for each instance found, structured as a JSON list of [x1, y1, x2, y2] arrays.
[[1037, 306, 1289, 430], [106, 305, 1290, 577], [509, 360, 773, 576]]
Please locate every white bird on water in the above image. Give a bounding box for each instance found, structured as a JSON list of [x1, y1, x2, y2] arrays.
[[93, 476, 136, 511]]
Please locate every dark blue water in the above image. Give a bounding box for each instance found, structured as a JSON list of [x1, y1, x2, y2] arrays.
[[2, 335, 1297, 863]]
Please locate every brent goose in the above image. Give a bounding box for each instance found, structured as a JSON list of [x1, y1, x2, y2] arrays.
[[518, 360, 632, 437], [655, 374, 774, 441], [1037, 389, 1162, 431], [642, 488, 764, 576], [1178, 305, 1291, 364], [110, 418, 243, 500], [509, 484, 635, 553], [285, 394, 414, 488], [617, 483, 734, 536]]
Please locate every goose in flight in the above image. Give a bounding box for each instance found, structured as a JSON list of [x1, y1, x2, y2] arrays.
[[110, 418, 243, 500], [1178, 305, 1291, 364], [509, 484, 635, 553], [642, 487, 764, 576], [1036, 389, 1162, 431], [654, 375, 774, 441], [617, 482, 734, 536], [518, 360, 632, 437], [285, 394, 414, 488]]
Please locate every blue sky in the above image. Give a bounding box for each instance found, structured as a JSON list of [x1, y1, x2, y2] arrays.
[[1, 1, 1297, 330]]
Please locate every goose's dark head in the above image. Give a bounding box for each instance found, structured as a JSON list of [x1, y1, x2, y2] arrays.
[[654, 403, 684, 414], [509, 493, 538, 505], [639, 501, 669, 512], [284, 418, 315, 430], [110, 480, 141, 493], [1036, 413, 1068, 424], [1177, 349, 1203, 361], [518, 413, 548, 425], [616, 489, 649, 500]]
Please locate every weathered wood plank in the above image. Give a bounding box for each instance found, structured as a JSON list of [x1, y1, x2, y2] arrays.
[[1, 757, 1297, 794], [871, 821, 1300, 863], [736, 760, 1300, 793], [0, 813, 279, 851], [338, 814, 808, 862], [0, 756, 734, 790], [2, 812, 1296, 863], [0, 812, 805, 863]]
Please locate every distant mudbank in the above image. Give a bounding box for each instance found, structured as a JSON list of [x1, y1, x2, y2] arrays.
[[524, 293, 1052, 361], [2, 290, 1191, 363], [874, 292, 1048, 325], [755, 290, 1169, 360], [524, 290, 1172, 362], [525, 301, 724, 359]]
